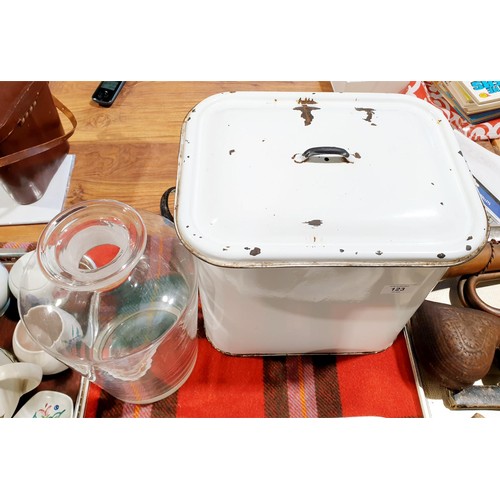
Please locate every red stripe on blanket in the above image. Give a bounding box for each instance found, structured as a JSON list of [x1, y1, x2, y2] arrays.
[[175, 338, 266, 418], [336, 333, 422, 418], [85, 383, 102, 418]]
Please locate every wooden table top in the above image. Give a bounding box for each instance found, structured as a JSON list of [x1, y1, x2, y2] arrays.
[[2, 81, 333, 244], [3, 80, 499, 244]]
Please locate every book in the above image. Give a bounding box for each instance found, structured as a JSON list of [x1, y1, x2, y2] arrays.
[[459, 81, 500, 106], [434, 81, 500, 124], [447, 81, 500, 113]]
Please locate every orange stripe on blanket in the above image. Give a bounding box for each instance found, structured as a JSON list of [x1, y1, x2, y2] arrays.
[[176, 338, 265, 418], [336, 333, 422, 418]]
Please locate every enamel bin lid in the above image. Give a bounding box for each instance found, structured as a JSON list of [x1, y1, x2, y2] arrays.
[[175, 92, 488, 268]]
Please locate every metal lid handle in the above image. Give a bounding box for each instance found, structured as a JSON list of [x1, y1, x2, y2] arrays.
[[294, 146, 352, 163], [303, 146, 350, 159]]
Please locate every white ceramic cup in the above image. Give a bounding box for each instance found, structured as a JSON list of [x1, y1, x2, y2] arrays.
[[23, 304, 83, 350], [8, 250, 50, 301], [0, 361, 43, 418], [12, 320, 69, 375]]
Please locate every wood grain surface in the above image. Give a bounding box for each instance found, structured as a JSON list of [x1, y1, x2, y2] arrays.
[[1, 81, 332, 244], [2, 80, 499, 244]]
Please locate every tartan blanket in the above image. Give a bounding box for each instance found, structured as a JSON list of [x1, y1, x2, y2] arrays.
[[85, 314, 422, 418], [2, 241, 422, 419]]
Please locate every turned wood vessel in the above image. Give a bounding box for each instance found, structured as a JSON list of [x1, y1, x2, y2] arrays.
[[410, 300, 500, 390]]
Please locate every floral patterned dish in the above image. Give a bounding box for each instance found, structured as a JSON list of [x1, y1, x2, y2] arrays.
[[13, 390, 73, 418]]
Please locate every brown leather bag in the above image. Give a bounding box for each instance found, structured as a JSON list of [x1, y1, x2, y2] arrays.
[[0, 82, 77, 205]]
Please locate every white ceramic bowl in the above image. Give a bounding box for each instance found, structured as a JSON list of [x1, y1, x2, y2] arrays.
[[12, 320, 69, 376], [0, 361, 43, 418], [13, 390, 73, 418], [8, 251, 40, 300]]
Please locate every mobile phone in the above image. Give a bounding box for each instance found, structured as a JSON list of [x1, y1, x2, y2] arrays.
[[92, 81, 125, 107]]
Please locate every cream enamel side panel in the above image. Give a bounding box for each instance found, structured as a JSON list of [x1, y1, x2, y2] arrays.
[[197, 261, 446, 355]]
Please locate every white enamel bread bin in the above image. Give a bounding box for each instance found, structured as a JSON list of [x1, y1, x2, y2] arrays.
[[172, 92, 488, 355]]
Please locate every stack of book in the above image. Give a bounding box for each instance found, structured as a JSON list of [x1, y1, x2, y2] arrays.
[[434, 81, 500, 124]]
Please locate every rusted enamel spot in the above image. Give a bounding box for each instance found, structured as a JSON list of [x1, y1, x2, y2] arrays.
[[375, 250, 383, 256], [353, 152, 361, 159], [294, 98, 320, 126], [466, 245, 472, 251], [229, 149, 235, 155], [467, 236, 473, 240], [303, 219, 323, 227], [437, 253, 446, 259], [355, 107, 376, 124], [249, 247, 261, 256]]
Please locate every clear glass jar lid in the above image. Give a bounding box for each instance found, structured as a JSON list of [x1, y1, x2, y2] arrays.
[[37, 199, 147, 292]]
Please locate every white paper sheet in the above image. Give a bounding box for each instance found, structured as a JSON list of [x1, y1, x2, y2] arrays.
[[0, 154, 75, 226], [455, 131, 500, 223]]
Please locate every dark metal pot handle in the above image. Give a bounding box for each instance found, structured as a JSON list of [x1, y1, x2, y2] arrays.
[[160, 186, 176, 222], [294, 146, 352, 163], [303, 146, 350, 159]]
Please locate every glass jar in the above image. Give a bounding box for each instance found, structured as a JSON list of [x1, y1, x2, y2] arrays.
[[18, 200, 198, 404]]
